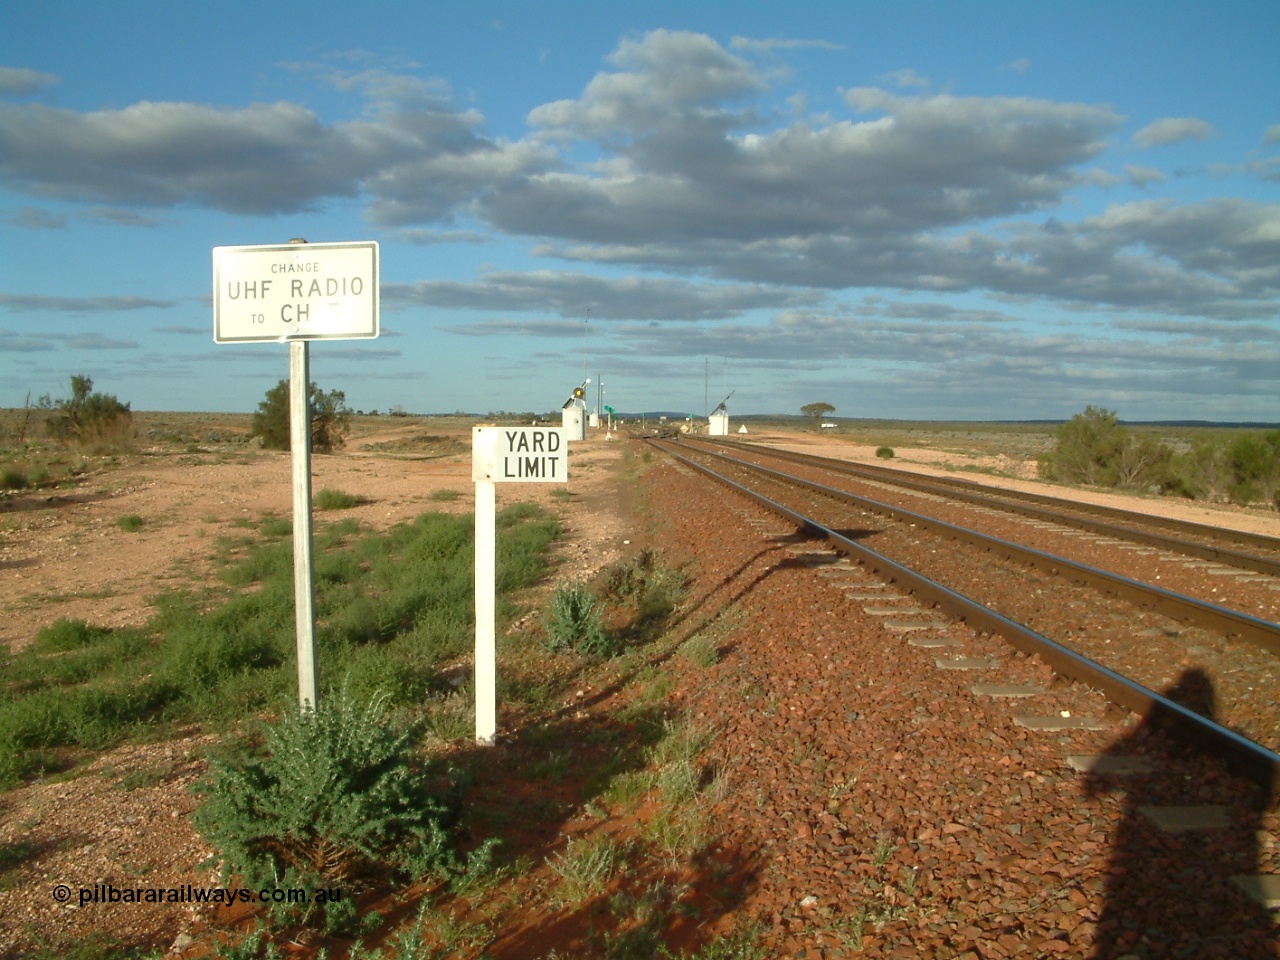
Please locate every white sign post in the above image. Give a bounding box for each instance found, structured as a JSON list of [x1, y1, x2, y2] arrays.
[[472, 426, 568, 742], [213, 240, 379, 712]]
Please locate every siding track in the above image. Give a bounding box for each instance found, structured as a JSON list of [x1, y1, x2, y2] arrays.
[[654, 437, 1280, 795]]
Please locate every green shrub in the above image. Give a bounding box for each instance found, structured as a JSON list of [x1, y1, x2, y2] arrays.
[[545, 581, 610, 656], [116, 514, 144, 532], [193, 689, 455, 929], [31, 618, 115, 653], [39, 375, 132, 445], [0, 504, 561, 789], [549, 835, 627, 904], [0, 467, 27, 490], [258, 514, 292, 537], [315, 488, 362, 511], [428, 488, 462, 502], [251, 379, 351, 453], [875, 446, 894, 459]]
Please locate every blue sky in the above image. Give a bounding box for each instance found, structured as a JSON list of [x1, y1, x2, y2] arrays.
[[1, 1, 1277, 421]]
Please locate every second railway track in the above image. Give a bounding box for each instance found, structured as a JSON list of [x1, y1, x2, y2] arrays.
[[654, 437, 1280, 788]]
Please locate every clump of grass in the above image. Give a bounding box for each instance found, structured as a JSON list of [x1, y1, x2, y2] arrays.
[[115, 514, 144, 532], [30, 617, 115, 653], [0, 840, 36, 872], [428, 488, 462, 502], [549, 835, 628, 904], [257, 514, 292, 537], [315, 488, 365, 510], [0, 467, 28, 491], [676, 635, 718, 668], [544, 581, 612, 657], [875, 446, 895, 459], [0, 504, 561, 790], [600, 551, 687, 645]]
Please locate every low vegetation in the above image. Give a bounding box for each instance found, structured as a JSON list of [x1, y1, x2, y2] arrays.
[[193, 689, 458, 932], [1041, 405, 1280, 507], [251, 379, 351, 453], [0, 504, 561, 788], [544, 580, 610, 656], [37, 375, 133, 449]]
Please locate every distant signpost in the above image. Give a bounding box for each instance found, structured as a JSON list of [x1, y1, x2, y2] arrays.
[[212, 239, 380, 712], [472, 426, 568, 742]]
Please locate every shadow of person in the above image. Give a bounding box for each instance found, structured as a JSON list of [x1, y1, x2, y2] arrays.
[[1083, 669, 1277, 958]]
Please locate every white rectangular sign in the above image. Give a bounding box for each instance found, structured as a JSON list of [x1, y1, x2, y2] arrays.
[[473, 426, 568, 483], [213, 241, 379, 342]]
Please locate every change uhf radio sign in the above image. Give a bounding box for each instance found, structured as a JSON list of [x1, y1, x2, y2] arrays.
[[213, 241, 379, 342]]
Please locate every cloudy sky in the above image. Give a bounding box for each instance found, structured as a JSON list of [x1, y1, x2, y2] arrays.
[[2, 1, 1277, 421]]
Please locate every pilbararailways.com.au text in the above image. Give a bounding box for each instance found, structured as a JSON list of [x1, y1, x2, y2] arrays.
[[53, 883, 345, 907]]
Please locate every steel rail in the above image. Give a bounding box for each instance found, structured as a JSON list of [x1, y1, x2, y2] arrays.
[[655, 439, 1280, 794], [688, 435, 1280, 570], [676, 442, 1280, 656]]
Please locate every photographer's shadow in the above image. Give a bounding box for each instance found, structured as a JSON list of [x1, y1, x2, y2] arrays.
[[1083, 669, 1278, 958]]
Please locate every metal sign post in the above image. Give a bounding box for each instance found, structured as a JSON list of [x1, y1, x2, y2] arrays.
[[472, 426, 568, 742], [290, 339, 318, 710], [213, 239, 379, 712]]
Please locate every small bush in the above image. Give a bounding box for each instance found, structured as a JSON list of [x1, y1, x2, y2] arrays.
[[257, 514, 292, 537], [545, 581, 611, 656], [315, 488, 363, 511], [549, 835, 627, 904], [251, 379, 350, 453], [193, 689, 455, 929], [875, 446, 895, 459], [116, 514, 144, 532], [0, 467, 27, 490], [39, 375, 132, 446], [428, 488, 461, 502], [31, 618, 114, 653]]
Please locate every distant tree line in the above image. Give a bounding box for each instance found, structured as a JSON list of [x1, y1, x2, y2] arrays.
[[1041, 406, 1280, 509]]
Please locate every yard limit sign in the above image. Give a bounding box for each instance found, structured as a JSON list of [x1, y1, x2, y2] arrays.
[[473, 427, 567, 742], [213, 240, 379, 711]]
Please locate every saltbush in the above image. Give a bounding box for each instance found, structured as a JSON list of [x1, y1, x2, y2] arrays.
[[1043, 406, 1280, 507], [545, 581, 610, 656], [39, 375, 132, 446], [193, 689, 454, 929]]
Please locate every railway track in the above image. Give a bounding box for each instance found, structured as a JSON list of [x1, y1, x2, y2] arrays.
[[686, 434, 1280, 577], [652, 437, 1280, 795]]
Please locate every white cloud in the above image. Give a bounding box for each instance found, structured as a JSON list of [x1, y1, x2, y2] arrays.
[[529, 30, 764, 140], [1266, 125, 1280, 144], [490, 69, 1119, 252], [0, 67, 59, 96], [0, 74, 548, 220], [880, 69, 930, 89], [1133, 117, 1216, 147], [1001, 58, 1032, 75], [384, 270, 822, 321], [7, 206, 66, 229], [0, 293, 178, 312], [730, 36, 844, 52], [1124, 164, 1167, 187]]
